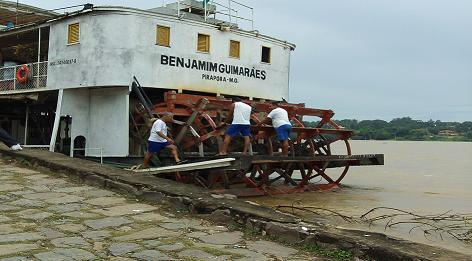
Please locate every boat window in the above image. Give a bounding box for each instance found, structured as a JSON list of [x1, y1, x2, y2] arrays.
[[67, 23, 80, 45], [156, 25, 170, 47], [197, 34, 210, 53], [229, 40, 240, 58], [261, 46, 271, 63]]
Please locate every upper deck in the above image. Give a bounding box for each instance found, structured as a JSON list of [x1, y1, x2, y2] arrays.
[[0, 1, 295, 100]]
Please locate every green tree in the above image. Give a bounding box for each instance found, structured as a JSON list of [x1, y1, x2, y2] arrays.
[[303, 117, 470, 142]]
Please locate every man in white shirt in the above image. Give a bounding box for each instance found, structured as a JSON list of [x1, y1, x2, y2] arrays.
[[219, 97, 252, 155], [260, 103, 292, 156], [143, 112, 183, 168]]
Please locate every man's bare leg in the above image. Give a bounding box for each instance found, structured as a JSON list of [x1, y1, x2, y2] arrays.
[[242, 136, 250, 155], [143, 152, 152, 168], [168, 145, 181, 163], [219, 135, 232, 155], [281, 140, 289, 156]]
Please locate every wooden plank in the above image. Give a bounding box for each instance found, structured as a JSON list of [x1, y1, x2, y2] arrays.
[[250, 126, 353, 136], [250, 154, 383, 165], [132, 158, 236, 174]]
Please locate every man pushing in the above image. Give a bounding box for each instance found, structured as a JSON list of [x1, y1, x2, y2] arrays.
[[260, 102, 292, 156], [143, 112, 185, 168]]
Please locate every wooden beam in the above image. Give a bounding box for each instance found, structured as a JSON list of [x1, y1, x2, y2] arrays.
[[132, 158, 236, 174]]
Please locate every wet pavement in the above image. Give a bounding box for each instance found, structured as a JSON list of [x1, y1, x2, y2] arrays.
[[0, 160, 324, 261]]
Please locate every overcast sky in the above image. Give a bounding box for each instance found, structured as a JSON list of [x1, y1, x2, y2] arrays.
[[18, 0, 472, 122]]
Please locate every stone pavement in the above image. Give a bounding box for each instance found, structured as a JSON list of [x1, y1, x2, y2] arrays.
[[0, 160, 324, 261]]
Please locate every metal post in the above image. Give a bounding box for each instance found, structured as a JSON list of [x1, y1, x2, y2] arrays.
[[228, 0, 232, 24], [13, 66, 16, 91], [15, 0, 18, 27], [251, 8, 254, 30], [49, 89, 63, 152], [198, 143, 204, 157], [37, 27, 41, 88], [177, 0, 180, 17], [287, 49, 291, 102], [204, 0, 207, 21], [100, 148, 103, 164], [24, 105, 29, 145]]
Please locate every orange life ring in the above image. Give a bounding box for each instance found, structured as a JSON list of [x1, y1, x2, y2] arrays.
[[16, 64, 30, 84]]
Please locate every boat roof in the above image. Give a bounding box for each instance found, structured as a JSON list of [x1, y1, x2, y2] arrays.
[[0, 0, 58, 27], [0, 4, 295, 50]]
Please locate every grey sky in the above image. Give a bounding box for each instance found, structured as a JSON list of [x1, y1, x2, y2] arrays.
[[18, 0, 472, 121]]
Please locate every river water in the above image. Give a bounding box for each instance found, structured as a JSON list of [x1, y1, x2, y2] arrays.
[[250, 140, 472, 255]]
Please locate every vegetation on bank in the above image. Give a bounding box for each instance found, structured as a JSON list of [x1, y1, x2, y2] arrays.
[[304, 117, 472, 142], [238, 224, 354, 260]]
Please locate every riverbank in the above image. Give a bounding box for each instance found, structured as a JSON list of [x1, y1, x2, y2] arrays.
[[1, 147, 470, 260]]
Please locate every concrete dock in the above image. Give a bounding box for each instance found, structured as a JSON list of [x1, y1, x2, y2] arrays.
[[0, 158, 317, 260], [1, 147, 470, 261]]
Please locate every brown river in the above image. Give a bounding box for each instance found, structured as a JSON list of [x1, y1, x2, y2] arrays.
[[249, 140, 472, 255]]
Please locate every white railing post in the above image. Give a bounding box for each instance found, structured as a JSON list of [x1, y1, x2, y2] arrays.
[[228, 0, 232, 24], [204, 0, 207, 21], [70, 141, 74, 157], [49, 89, 63, 152], [177, 0, 180, 17], [24, 105, 29, 145], [13, 66, 16, 91], [251, 8, 254, 30], [37, 28, 41, 88]]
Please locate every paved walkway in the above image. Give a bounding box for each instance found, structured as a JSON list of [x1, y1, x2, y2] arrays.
[[0, 160, 322, 261]]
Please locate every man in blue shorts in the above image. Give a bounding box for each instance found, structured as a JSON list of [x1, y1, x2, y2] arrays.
[[260, 103, 292, 156], [219, 97, 252, 155], [143, 112, 184, 168]]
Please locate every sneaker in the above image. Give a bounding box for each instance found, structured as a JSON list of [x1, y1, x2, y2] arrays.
[[176, 160, 188, 165], [10, 144, 22, 151], [129, 164, 142, 170]]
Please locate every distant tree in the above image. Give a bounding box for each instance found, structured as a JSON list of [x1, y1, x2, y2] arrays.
[[464, 131, 472, 140], [395, 127, 410, 138], [408, 129, 429, 140], [302, 117, 470, 142], [374, 129, 392, 140], [456, 121, 472, 134]]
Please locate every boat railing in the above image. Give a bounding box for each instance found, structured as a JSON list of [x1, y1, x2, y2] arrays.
[[0, 61, 48, 94], [163, 0, 254, 30], [211, 0, 254, 30]]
